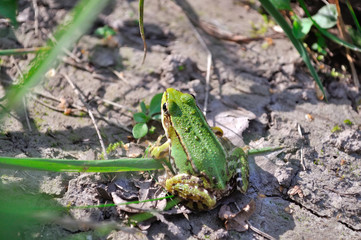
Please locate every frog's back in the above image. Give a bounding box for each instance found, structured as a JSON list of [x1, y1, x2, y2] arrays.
[[167, 89, 229, 189]]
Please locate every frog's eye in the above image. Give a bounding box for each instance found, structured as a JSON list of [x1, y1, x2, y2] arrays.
[[162, 103, 168, 113]]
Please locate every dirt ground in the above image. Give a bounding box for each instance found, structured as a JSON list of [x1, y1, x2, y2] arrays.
[[1, 0, 361, 239]]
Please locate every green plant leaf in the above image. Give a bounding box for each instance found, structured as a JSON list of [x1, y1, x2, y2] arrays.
[[0, 156, 163, 172], [148, 125, 156, 134], [149, 93, 163, 116], [140, 101, 147, 114], [133, 112, 149, 123], [312, 4, 337, 29], [269, 0, 291, 10], [260, 0, 326, 100], [343, 119, 353, 126], [0, 0, 17, 27], [292, 17, 313, 39], [346, 0, 361, 34], [0, 0, 111, 120], [298, 0, 361, 52], [139, 0, 147, 63], [133, 122, 148, 139], [94, 25, 116, 38]]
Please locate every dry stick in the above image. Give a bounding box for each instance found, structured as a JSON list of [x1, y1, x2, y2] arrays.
[[247, 220, 276, 240], [33, 90, 86, 111], [32, 91, 133, 133], [31, 96, 66, 113], [297, 123, 306, 171], [93, 96, 135, 113], [32, 0, 39, 36], [334, 0, 360, 88], [62, 73, 109, 160], [48, 33, 82, 63], [175, 0, 212, 116], [11, 56, 32, 131], [174, 0, 283, 44], [22, 97, 32, 132]]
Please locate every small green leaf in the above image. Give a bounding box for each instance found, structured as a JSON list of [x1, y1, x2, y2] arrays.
[[152, 113, 161, 120], [312, 4, 337, 29], [133, 123, 148, 139], [292, 17, 313, 39], [94, 25, 116, 38], [343, 119, 353, 126], [0, 0, 18, 27], [140, 101, 147, 114], [331, 124, 341, 133], [148, 125, 156, 134], [149, 93, 163, 116], [133, 112, 149, 123], [269, 0, 291, 10]]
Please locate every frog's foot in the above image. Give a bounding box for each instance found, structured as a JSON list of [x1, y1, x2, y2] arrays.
[[150, 137, 170, 159], [165, 174, 216, 210]]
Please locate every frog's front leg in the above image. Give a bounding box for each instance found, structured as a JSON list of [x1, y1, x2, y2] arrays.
[[232, 147, 250, 194], [165, 174, 217, 210], [150, 135, 170, 159]]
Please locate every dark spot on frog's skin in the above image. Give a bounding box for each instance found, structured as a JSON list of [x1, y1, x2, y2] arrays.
[[162, 103, 168, 114]]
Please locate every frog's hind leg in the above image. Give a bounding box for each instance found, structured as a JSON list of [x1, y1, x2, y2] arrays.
[[232, 147, 249, 194]]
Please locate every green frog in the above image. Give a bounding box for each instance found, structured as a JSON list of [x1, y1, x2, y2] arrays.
[[151, 88, 250, 210]]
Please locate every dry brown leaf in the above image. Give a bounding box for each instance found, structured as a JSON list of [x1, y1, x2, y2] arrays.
[[288, 185, 304, 198], [340, 159, 346, 166], [218, 199, 256, 232]]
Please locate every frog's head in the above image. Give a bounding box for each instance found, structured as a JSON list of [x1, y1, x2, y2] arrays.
[[161, 88, 198, 137]]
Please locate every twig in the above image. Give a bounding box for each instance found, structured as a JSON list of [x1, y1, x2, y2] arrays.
[[32, 91, 133, 133], [22, 97, 32, 132], [93, 96, 135, 113], [176, 0, 212, 116], [32, 0, 39, 36], [297, 123, 306, 171], [11, 56, 32, 131], [0, 104, 22, 122], [48, 33, 82, 63], [31, 96, 69, 113], [62, 73, 108, 160], [247, 220, 276, 240], [174, 0, 283, 44], [33, 90, 86, 111], [108, 68, 131, 86], [62, 57, 95, 72]]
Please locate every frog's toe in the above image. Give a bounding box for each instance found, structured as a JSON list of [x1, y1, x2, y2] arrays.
[[236, 169, 248, 193]]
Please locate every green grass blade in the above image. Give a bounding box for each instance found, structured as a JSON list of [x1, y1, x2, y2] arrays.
[[259, 0, 326, 99], [248, 146, 283, 155], [0, 157, 164, 172], [346, 0, 361, 34], [0, 47, 50, 56], [298, 0, 361, 52], [129, 197, 182, 223], [139, 0, 147, 63], [73, 195, 174, 209], [0, 0, 110, 119], [0, 184, 64, 239]]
